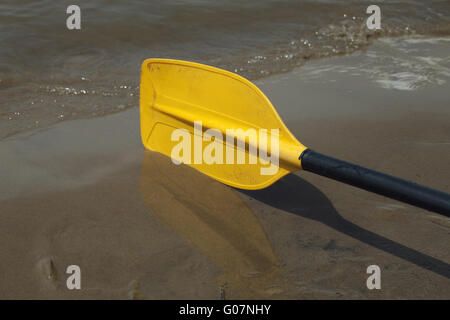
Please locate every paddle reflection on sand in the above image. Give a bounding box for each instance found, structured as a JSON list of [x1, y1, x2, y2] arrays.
[[140, 151, 284, 298]]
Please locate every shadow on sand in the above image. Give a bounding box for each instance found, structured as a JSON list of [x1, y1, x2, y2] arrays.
[[241, 174, 450, 279], [140, 151, 285, 298]]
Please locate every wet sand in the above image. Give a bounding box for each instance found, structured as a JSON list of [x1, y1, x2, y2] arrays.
[[0, 38, 449, 299]]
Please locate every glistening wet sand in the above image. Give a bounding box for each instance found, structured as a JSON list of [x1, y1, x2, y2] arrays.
[[0, 38, 449, 299]]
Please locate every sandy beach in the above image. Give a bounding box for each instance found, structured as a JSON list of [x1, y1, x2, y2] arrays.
[[0, 37, 449, 299]]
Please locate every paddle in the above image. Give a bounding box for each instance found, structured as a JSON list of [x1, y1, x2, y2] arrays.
[[140, 59, 450, 217]]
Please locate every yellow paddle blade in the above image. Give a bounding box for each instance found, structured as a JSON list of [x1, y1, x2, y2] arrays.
[[140, 59, 307, 190]]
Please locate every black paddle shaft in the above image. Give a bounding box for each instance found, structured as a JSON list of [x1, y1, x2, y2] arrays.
[[300, 149, 450, 217]]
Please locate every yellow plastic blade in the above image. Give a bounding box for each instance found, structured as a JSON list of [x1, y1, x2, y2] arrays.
[[140, 59, 306, 190]]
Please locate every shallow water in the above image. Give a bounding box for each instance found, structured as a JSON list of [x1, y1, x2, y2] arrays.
[[0, 0, 449, 139]]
